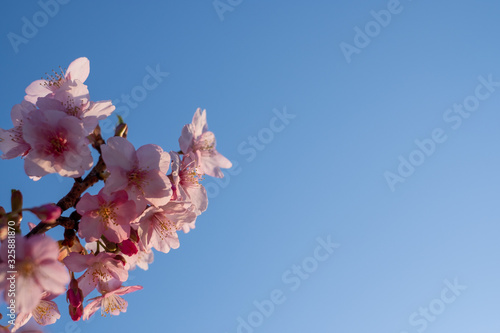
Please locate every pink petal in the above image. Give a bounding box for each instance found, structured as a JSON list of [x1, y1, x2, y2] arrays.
[[66, 57, 90, 83], [142, 172, 172, 207], [28, 236, 59, 263], [85, 100, 115, 119], [114, 285, 143, 296], [16, 275, 43, 313], [25, 80, 51, 104], [34, 260, 70, 295], [191, 108, 208, 138], [82, 297, 102, 320], [137, 144, 170, 174], [12, 312, 32, 332], [76, 193, 100, 215], [102, 137, 137, 171], [63, 253, 89, 272], [32, 300, 60, 326], [179, 124, 193, 153], [200, 150, 232, 178]]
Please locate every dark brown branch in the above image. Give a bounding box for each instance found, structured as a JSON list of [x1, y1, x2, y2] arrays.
[[26, 157, 106, 238]]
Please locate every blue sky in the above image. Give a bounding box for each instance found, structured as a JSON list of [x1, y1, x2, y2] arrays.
[[1, 0, 500, 332]]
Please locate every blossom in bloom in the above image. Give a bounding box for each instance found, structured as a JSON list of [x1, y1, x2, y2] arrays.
[[36, 79, 115, 135], [0, 236, 70, 314], [63, 252, 128, 297], [24, 57, 90, 104], [0, 101, 35, 159], [134, 202, 197, 253], [101, 137, 172, 212], [76, 189, 137, 243], [170, 151, 208, 215], [22, 109, 93, 179], [12, 292, 60, 332], [178, 108, 232, 178], [83, 285, 143, 320]]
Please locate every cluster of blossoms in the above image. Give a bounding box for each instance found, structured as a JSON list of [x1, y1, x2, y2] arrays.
[[0, 58, 231, 331]]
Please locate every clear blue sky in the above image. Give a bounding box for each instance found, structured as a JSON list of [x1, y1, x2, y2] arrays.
[[1, 1, 500, 332]]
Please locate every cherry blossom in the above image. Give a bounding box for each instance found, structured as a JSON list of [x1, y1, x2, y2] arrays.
[[170, 151, 208, 215], [36, 79, 115, 135], [0, 236, 69, 314], [0, 57, 233, 328], [0, 101, 35, 159], [178, 108, 232, 178], [77, 189, 137, 243], [22, 110, 93, 179], [83, 285, 143, 320], [63, 252, 128, 298], [12, 293, 61, 332], [101, 137, 172, 212], [25, 57, 90, 104]]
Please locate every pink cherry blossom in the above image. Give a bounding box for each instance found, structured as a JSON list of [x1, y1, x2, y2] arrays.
[[134, 202, 197, 253], [63, 252, 128, 298], [76, 189, 137, 243], [12, 292, 60, 332], [22, 110, 93, 179], [36, 79, 115, 135], [25, 57, 90, 104], [0, 101, 35, 159], [170, 151, 208, 215], [178, 108, 232, 178], [101, 137, 172, 212], [82, 285, 143, 320], [0, 236, 70, 314]]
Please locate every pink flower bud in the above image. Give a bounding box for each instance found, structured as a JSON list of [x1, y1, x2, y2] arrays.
[[67, 277, 84, 307], [27, 203, 62, 223], [69, 303, 83, 321], [118, 239, 138, 256]]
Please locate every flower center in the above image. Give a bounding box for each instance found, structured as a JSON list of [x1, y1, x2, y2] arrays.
[[64, 99, 82, 117], [193, 138, 214, 152], [19, 260, 35, 276], [181, 167, 204, 187], [101, 294, 127, 317], [127, 169, 147, 192], [42, 67, 66, 90], [47, 134, 68, 156], [99, 204, 118, 226], [33, 300, 57, 322]]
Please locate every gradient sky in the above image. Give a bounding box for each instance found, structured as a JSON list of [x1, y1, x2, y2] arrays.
[[1, 1, 500, 332]]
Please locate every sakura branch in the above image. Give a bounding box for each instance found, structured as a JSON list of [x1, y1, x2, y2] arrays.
[[0, 57, 231, 331]]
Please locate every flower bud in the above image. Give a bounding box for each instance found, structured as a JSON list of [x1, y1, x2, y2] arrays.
[[69, 303, 83, 321], [67, 277, 84, 307], [117, 239, 138, 256], [10, 189, 23, 213], [26, 203, 61, 223]]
